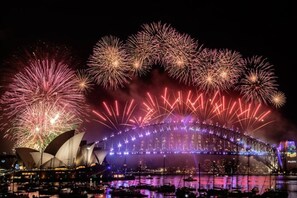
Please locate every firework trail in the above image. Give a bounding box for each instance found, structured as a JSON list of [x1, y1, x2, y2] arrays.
[[142, 89, 173, 123], [92, 99, 138, 131], [95, 87, 273, 134], [235, 99, 273, 134], [88, 36, 131, 90], [237, 56, 278, 104], [146, 88, 273, 133]]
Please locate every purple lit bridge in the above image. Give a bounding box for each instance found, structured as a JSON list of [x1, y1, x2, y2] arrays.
[[97, 121, 279, 171]]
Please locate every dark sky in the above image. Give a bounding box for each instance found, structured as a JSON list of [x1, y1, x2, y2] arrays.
[[0, 1, 296, 152]]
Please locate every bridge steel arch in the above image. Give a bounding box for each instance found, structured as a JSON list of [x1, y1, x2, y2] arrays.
[[98, 121, 278, 171]]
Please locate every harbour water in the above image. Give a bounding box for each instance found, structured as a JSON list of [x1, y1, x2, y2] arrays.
[[19, 174, 296, 198], [105, 174, 297, 198]]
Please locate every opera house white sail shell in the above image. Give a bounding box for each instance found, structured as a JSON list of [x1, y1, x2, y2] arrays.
[[14, 130, 105, 169]]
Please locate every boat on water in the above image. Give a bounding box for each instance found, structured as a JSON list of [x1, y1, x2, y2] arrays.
[[206, 188, 229, 197], [110, 188, 148, 197], [87, 185, 105, 194], [260, 188, 288, 198], [197, 187, 288, 198], [156, 183, 176, 193], [176, 187, 197, 198], [133, 183, 157, 191], [145, 175, 153, 179], [110, 173, 135, 180], [59, 187, 88, 198], [227, 189, 253, 198], [183, 175, 197, 182]]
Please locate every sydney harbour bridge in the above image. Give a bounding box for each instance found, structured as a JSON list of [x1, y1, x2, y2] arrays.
[[97, 120, 279, 172]]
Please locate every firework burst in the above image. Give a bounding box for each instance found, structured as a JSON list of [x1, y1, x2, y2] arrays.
[[1, 58, 86, 120], [75, 69, 94, 93], [0, 23, 286, 150], [88, 36, 131, 90], [163, 32, 202, 85], [0, 47, 87, 149], [216, 49, 245, 90], [194, 49, 223, 92], [86, 22, 285, 110], [125, 33, 154, 77], [140, 22, 178, 65], [270, 91, 286, 108], [237, 56, 278, 104]]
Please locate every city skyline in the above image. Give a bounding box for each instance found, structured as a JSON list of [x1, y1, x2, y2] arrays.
[[0, 1, 296, 152]]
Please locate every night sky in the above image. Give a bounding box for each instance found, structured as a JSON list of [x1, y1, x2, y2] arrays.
[[0, 1, 296, 153]]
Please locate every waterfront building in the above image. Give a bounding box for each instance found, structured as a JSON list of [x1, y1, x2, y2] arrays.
[[278, 140, 297, 173]]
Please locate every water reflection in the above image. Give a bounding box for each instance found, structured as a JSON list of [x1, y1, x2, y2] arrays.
[[20, 175, 297, 198], [105, 175, 297, 198]]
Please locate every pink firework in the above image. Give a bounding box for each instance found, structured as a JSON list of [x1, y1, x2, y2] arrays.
[[92, 87, 273, 135], [0, 47, 87, 149], [142, 89, 174, 123], [237, 56, 278, 104], [141, 88, 273, 134], [234, 99, 272, 133], [92, 99, 137, 131], [1, 58, 86, 120], [88, 36, 131, 90], [143, 88, 219, 124]]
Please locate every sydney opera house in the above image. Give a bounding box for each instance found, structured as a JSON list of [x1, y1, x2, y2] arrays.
[[10, 130, 109, 182]]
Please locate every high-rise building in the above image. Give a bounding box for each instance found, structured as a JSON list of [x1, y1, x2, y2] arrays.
[[278, 140, 297, 173]]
